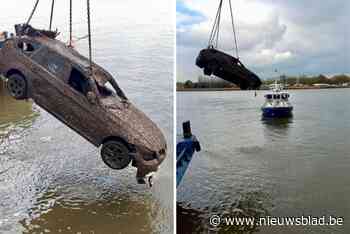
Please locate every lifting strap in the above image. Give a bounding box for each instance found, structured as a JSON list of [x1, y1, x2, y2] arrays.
[[26, 0, 56, 33], [208, 0, 223, 49], [208, 0, 239, 58], [26, 0, 40, 25], [86, 0, 93, 74], [229, 0, 239, 59], [26, 0, 93, 73], [69, 0, 73, 46], [49, 0, 55, 30]]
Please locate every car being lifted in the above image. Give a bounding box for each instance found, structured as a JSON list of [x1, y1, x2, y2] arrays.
[[196, 47, 262, 90], [0, 24, 167, 184]]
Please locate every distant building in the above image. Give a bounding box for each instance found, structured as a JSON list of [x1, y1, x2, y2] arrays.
[[313, 83, 331, 88]]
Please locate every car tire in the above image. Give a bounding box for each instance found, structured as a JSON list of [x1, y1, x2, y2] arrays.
[[6, 73, 28, 100], [101, 140, 132, 170]]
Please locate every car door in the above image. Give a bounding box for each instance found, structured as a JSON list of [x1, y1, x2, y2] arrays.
[[29, 47, 105, 146], [8, 38, 46, 95]]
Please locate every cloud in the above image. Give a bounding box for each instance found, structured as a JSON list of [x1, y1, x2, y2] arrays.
[[177, 0, 349, 81], [177, 0, 206, 27]]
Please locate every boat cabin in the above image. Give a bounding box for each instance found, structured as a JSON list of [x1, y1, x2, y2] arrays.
[[265, 93, 290, 101]]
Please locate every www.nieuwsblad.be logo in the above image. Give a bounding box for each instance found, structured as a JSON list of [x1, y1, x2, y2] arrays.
[[210, 215, 344, 227]]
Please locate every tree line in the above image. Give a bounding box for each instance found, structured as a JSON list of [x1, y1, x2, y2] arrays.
[[177, 74, 350, 89]]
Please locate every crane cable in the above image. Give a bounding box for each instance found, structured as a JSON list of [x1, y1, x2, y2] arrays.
[[229, 0, 239, 59], [208, 0, 222, 48], [86, 0, 93, 75], [214, 2, 222, 48], [49, 0, 55, 30], [69, 0, 73, 47], [26, 0, 56, 32], [26, 0, 40, 25], [26, 0, 93, 73], [208, 0, 239, 58]]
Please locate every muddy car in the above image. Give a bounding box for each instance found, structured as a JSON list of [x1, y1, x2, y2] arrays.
[[0, 25, 167, 184], [196, 48, 262, 90]]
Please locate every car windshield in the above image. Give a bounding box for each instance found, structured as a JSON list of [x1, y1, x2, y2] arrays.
[[97, 81, 115, 97], [96, 79, 127, 100]]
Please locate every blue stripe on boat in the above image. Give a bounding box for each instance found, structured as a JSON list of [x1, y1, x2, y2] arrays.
[[262, 106, 293, 118]]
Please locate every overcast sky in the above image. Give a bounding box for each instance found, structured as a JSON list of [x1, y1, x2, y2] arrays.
[[0, 0, 173, 106], [177, 0, 350, 81], [0, 0, 172, 42]]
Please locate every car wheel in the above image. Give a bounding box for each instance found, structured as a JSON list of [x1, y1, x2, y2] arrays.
[[7, 73, 27, 100], [101, 140, 131, 170], [204, 67, 212, 76]]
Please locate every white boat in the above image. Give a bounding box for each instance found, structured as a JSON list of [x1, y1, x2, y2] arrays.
[[261, 81, 293, 118]]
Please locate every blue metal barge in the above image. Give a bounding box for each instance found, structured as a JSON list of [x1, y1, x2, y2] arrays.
[[176, 121, 201, 187]]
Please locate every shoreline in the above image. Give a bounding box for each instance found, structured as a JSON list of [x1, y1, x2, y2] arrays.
[[177, 86, 350, 92]]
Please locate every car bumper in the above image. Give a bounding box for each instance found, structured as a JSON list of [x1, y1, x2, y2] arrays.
[[133, 149, 167, 184]]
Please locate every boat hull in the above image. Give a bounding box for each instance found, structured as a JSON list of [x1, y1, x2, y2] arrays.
[[262, 106, 293, 118]]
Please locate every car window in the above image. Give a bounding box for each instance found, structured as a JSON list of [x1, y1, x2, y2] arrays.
[[46, 53, 65, 75], [97, 81, 114, 97], [68, 68, 91, 95], [93, 73, 127, 100], [17, 41, 40, 54]]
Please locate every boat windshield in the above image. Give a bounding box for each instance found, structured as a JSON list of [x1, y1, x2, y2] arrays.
[[266, 94, 272, 99], [273, 94, 281, 99]]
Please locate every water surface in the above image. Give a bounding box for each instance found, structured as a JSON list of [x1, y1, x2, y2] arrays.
[[0, 0, 173, 232], [177, 89, 350, 233]]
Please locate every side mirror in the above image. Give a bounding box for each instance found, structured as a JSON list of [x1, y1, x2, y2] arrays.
[[86, 91, 97, 104]]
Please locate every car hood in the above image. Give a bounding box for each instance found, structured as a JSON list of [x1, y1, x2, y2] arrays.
[[101, 97, 167, 153]]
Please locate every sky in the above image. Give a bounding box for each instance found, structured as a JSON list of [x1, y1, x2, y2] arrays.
[[177, 0, 350, 81], [0, 0, 174, 85], [0, 0, 174, 112], [0, 0, 172, 43]]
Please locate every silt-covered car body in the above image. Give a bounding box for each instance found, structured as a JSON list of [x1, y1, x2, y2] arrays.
[[196, 48, 262, 90], [0, 25, 166, 183]]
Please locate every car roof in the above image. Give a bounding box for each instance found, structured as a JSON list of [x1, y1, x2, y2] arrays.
[[24, 35, 111, 86], [30, 36, 91, 71]]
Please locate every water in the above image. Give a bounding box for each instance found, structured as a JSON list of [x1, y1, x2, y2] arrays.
[[0, 0, 173, 233], [177, 89, 350, 233]]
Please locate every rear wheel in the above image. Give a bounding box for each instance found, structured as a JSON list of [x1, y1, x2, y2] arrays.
[[6, 73, 27, 100], [101, 140, 131, 170]]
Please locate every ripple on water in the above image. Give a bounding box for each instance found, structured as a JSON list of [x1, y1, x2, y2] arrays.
[[177, 90, 350, 233], [178, 190, 273, 234], [20, 186, 157, 234], [0, 87, 39, 155], [0, 94, 171, 233]]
